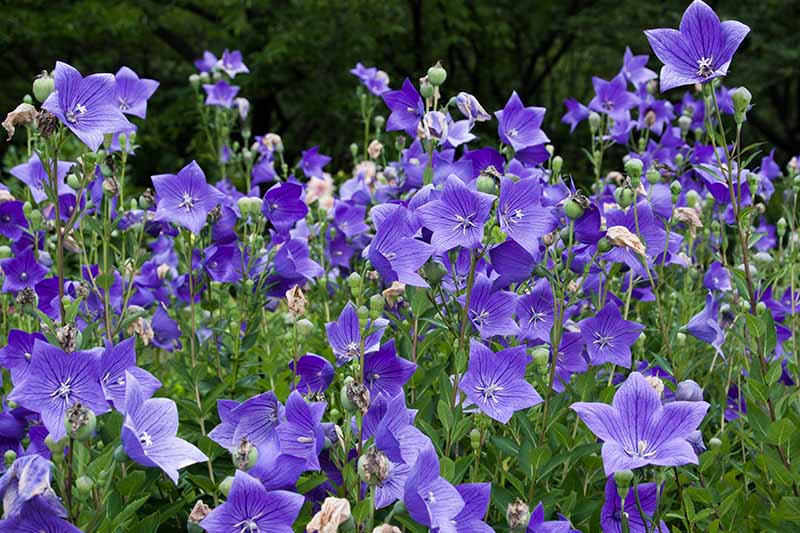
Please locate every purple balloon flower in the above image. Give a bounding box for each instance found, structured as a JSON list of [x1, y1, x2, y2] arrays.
[[621, 46, 657, 88], [114, 66, 159, 118], [703, 260, 732, 292], [366, 208, 432, 287], [495, 91, 549, 151], [498, 177, 557, 255], [460, 340, 542, 423], [99, 337, 161, 412], [121, 372, 207, 483], [290, 353, 335, 393], [364, 340, 416, 399], [579, 302, 644, 368], [326, 302, 387, 366], [644, 0, 750, 92], [527, 501, 579, 532], [443, 483, 493, 532], [8, 341, 109, 441], [0, 496, 79, 533], [0, 329, 47, 385], [600, 476, 667, 533], [262, 182, 309, 232], [275, 390, 325, 471], [0, 201, 28, 241], [152, 160, 225, 235], [383, 78, 424, 137], [463, 273, 519, 339], [517, 278, 555, 343], [300, 146, 331, 179], [561, 98, 591, 133], [416, 175, 495, 253], [589, 73, 639, 122], [0, 248, 48, 294], [200, 470, 304, 532], [41, 61, 132, 152], [217, 49, 249, 78], [9, 153, 74, 204], [194, 51, 218, 73], [203, 79, 240, 108], [571, 371, 709, 476], [404, 445, 464, 529]]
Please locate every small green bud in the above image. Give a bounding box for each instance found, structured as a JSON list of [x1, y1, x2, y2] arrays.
[[423, 261, 447, 285], [531, 346, 549, 372], [678, 115, 692, 133], [373, 115, 385, 129], [551, 155, 563, 175], [709, 437, 722, 450], [426, 61, 447, 87], [731, 87, 752, 115], [4, 450, 17, 467], [614, 469, 634, 499], [347, 272, 363, 296], [340, 376, 357, 413], [777, 217, 787, 237], [129, 198, 138, 211], [0, 246, 11, 259], [475, 174, 497, 195], [685, 189, 700, 208], [588, 112, 602, 131], [739, 299, 751, 312], [469, 429, 481, 450], [237, 196, 251, 216], [350, 143, 358, 159], [670, 180, 682, 196], [33, 72, 55, 103], [46, 435, 66, 455], [674, 153, 684, 166], [563, 198, 585, 220], [624, 158, 643, 179], [22, 201, 33, 216], [22, 94, 33, 105], [66, 174, 81, 190], [219, 475, 234, 497], [113, 444, 128, 462], [357, 305, 370, 321], [597, 237, 612, 254], [676, 332, 686, 346], [369, 294, 385, 318], [296, 318, 314, 336], [615, 187, 633, 208], [756, 301, 767, 313], [76, 475, 94, 495], [419, 77, 434, 99]]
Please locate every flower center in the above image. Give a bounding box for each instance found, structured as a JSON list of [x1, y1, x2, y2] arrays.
[[625, 439, 656, 459], [19, 272, 28, 282], [179, 192, 195, 211], [476, 382, 504, 403], [593, 332, 614, 349], [139, 430, 153, 448], [696, 56, 714, 78], [528, 310, 546, 325], [453, 213, 477, 235], [345, 341, 360, 358], [50, 377, 73, 402], [66, 103, 87, 123], [471, 309, 490, 328], [118, 97, 129, 111], [507, 128, 519, 138], [234, 518, 262, 533]]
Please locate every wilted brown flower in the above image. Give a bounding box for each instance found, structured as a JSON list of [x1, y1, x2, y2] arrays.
[[188, 500, 212, 524], [56, 323, 79, 353], [506, 498, 530, 529], [674, 207, 704, 237], [306, 497, 351, 533], [606, 225, 646, 257], [286, 285, 307, 317], [367, 139, 383, 160], [381, 281, 406, 308], [2, 103, 37, 141]]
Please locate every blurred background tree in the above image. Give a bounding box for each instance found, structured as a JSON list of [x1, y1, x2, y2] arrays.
[[1, 0, 797, 186]]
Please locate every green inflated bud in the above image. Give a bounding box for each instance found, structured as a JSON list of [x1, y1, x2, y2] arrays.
[[347, 272, 363, 296], [597, 237, 612, 253], [4, 450, 16, 467], [76, 476, 94, 495], [33, 72, 55, 103], [624, 158, 643, 179], [369, 294, 385, 318], [563, 198, 584, 220], [427, 61, 447, 87], [469, 429, 481, 450], [551, 155, 563, 175], [219, 475, 234, 497], [731, 87, 752, 115], [476, 175, 497, 195], [709, 437, 722, 450], [66, 174, 81, 190], [0, 246, 11, 259], [614, 469, 634, 499]]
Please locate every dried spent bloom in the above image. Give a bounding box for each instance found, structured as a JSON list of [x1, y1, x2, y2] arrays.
[[344, 378, 370, 414], [3, 103, 37, 141], [286, 285, 307, 317], [357, 447, 391, 485], [188, 500, 212, 525], [56, 323, 79, 353], [372, 526, 401, 533], [381, 281, 406, 308], [306, 497, 351, 533], [674, 207, 704, 237], [645, 375, 665, 397], [606, 225, 646, 257], [506, 498, 530, 529], [368, 139, 384, 159]]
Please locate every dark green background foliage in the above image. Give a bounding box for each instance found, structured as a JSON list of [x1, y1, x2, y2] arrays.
[[2, 0, 799, 182]]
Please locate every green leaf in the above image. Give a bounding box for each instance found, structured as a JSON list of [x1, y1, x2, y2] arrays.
[[767, 419, 794, 446]]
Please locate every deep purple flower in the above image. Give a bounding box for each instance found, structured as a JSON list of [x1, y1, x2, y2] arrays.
[[152, 160, 225, 234], [517, 279, 554, 343], [703, 261, 731, 292], [290, 354, 335, 394], [99, 337, 161, 412], [203, 245, 243, 283], [326, 303, 387, 366], [9, 341, 109, 441], [114, 66, 159, 119], [0, 496, 78, 532], [364, 340, 416, 399], [262, 182, 309, 232], [498, 178, 557, 254], [383, 78, 424, 137], [201, 470, 304, 532], [495, 91, 549, 151], [460, 340, 542, 423], [0, 330, 46, 385], [366, 208, 432, 287], [209, 392, 282, 453], [275, 390, 325, 471], [463, 274, 519, 339], [0, 249, 48, 294], [404, 445, 464, 529], [579, 302, 644, 368], [644, 0, 750, 92], [561, 98, 591, 133], [455, 92, 491, 124], [333, 201, 369, 238], [443, 483, 493, 532], [527, 501, 579, 533], [217, 49, 249, 78], [203, 80, 240, 108], [0, 201, 27, 241], [194, 51, 218, 72], [600, 476, 667, 533], [589, 73, 639, 121], [42, 61, 132, 151], [416, 176, 494, 252], [621, 46, 657, 88], [489, 240, 539, 288], [121, 372, 207, 483], [300, 146, 331, 178], [151, 304, 182, 351], [9, 154, 74, 204], [686, 293, 726, 357], [571, 371, 709, 475], [351, 63, 390, 96], [554, 331, 588, 394], [0, 455, 64, 519], [273, 239, 324, 283]]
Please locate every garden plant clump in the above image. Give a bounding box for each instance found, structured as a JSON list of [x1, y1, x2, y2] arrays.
[[0, 1, 799, 531]]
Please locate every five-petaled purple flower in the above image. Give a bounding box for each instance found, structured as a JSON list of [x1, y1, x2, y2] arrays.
[[152, 160, 225, 234], [571, 371, 709, 475], [42, 61, 132, 152], [495, 91, 549, 151], [579, 302, 644, 368], [459, 340, 542, 423], [600, 475, 667, 533], [383, 78, 424, 137], [0, 248, 48, 294], [644, 0, 750, 92], [203, 80, 240, 108], [114, 66, 159, 118]]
